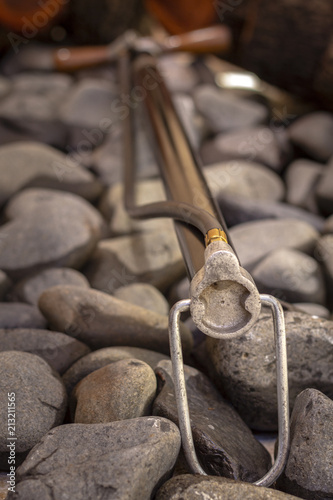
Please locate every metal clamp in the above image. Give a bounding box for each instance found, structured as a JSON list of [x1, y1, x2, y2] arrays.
[[168, 294, 290, 487]]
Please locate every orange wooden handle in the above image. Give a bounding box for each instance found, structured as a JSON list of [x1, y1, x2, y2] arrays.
[[54, 45, 112, 72], [53, 25, 232, 72], [162, 25, 232, 54]]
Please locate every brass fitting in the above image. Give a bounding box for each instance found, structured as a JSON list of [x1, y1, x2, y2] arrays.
[[205, 228, 228, 247]]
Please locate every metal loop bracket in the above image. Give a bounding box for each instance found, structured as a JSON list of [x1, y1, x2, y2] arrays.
[[168, 294, 290, 487]]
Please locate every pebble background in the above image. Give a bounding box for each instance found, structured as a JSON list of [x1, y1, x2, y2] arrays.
[[0, 46, 332, 499]]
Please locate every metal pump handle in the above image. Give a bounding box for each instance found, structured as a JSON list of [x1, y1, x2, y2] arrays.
[[168, 295, 290, 487]]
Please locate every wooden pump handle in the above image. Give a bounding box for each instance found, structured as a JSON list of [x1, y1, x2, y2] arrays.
[[54, 24, 232, 72]]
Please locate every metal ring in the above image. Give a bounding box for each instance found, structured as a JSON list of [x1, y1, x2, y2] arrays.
[[168, 294, 290, 486]]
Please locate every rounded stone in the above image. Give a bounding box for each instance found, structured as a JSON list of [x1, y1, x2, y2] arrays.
[[8, 267, 90, 305], [0, 141, 102, 207], [72, 359, 157, 423], [0, 351, 67, 467], [287, 111, 333, 161], [0, 303, 47, 329], [251, 248, 326, 304], [156, 474, 302, 499], [204, 160, 285, 201], [63, 346, 169, 394], [193, 84, 269, 134], [0, 328, 90, 374], [114, 283, 169, 315], [0, 189, 106, 280]]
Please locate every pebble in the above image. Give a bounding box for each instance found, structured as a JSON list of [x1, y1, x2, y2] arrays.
[[287, 111, 333, 161], [9, 417, 180, 500], [88, 121, 159, 185], [99, 179, 173, 236], [315, 234, 333, 308], [193, 84, 268, 134], [0, 73, 72, 147], [0, 328, 90, 374], [0, 141, 102, 206], [229, 218, 319, 271], [155, 474, 302, 499], [38, 285, 193, 355], [7, 267, 90, 305], [83, 228, 185, 293], [200, 126, 290, 172], [72, 359, 157, 423], [59, 78, 117, 129], [323, 214, 333, 234], [173, 93, 203, 149], [158, 53, 199, 93], [206, 311, 333, 430], [251, 248, 326, 304], [0, 270, 11, 300], [153, 360, 271, 481], [0, 189, 106, 280], [114, 283, 169, 316], [293, 303, 330, 319], [276, 388, 333, 499], [63, 346, 169, 395], [315, 158, 333, 215], [0, 351, 67, 468], [285, 159, 323, 213], [204, 160, 285, 201], [0, 303, 47, 329], [217, 195, 324, 231]]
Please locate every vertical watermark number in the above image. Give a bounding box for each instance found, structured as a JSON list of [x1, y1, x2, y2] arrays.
[[7, 392, 16, 493]]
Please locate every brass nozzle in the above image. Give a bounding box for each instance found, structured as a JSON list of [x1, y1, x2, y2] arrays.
[[205, 228, 228, 247]]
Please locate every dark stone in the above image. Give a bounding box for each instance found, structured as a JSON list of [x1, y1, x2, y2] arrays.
[[7, 267, 90, 305], [251, 248, 326, 304], [71, 359, 157, 423], [0, 270, 11, 300], [63, 346, 169, 395], [217, 195, 324, 231], [88, 121, 158, 186], [83, 229, 186, 294], [0, 73, 72, 148], [323, 214, 333, 234], [200, 126, 291, 172], [288, 112, 333, 162], [229, 218, 319, 271], [114, 283, 169, 315], [59, 78, 117, 130], [204, 160, 285, 201], [153, 360, 271, 482], [276, 389, 333, 499], [206, 311, 333, 431], [315, 235, 333, 308], [193, 84, 268, 134], [293, 303, 330, 319], [0, 328, 90, 374], [38, 285, 193, 355], [0, 351, 67, 469], [99, 179, 173, 236], [8, 417, 180, 500], [0, 189, 106, 280], [315, 159, 333, 215], [156, 474, 302, 499], [0, 303, 47, 329], [159, 53, 199, 93], [285, 159, 323, 213], [0, 141, 102, 207]]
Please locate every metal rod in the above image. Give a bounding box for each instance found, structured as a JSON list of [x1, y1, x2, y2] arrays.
[[254, 294, 290, 487], [169, 299, 206, 475], [131, 53, 233, 278], [169, 295, 290, 486]]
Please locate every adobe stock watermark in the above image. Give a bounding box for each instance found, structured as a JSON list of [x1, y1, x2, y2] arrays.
[[52, 65, 163, 182], [7, 392, 16, 494], [7, 0, 70, 54]]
